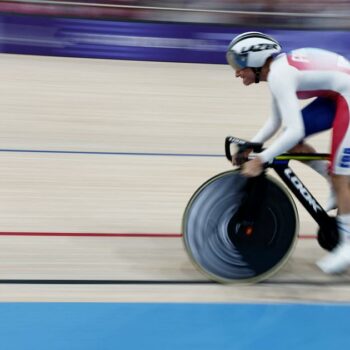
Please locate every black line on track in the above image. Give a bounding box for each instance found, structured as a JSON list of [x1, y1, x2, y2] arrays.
[[0, 279, 215, 285], [0, 279, 350, 286]]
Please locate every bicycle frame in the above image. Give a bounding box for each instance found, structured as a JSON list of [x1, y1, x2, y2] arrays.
[[225, 136, 333, 229], [270, 155, 331, 229]]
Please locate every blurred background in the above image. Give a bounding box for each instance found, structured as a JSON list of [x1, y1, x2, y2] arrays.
[[1, 0, 350, 28], [0, 0, 350, 63]]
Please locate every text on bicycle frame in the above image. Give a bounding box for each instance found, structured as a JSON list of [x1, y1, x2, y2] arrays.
[[284, 168, 322, 213]]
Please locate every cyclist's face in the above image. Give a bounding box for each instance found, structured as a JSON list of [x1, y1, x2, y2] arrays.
[[235, 68, 255, 85]]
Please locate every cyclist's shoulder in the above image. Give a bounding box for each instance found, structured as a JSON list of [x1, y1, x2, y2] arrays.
[[268, 53, 298, 88], [270, 52, 297, 74]]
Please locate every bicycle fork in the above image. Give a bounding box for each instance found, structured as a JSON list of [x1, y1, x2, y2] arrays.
[[227, 173, 267, 240]]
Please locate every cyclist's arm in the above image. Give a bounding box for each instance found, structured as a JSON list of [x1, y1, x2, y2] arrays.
[[250, 98, 281, 143], [257, 66, 305, 163]]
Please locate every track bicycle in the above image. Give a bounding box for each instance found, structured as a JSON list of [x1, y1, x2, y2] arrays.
[[182, 136, 339, 283]]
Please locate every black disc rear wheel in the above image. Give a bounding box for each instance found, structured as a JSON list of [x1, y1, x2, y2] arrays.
[[182, 170, 299, 283]]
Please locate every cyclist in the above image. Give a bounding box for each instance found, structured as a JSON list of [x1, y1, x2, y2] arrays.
[[226, 31, 350, 274]]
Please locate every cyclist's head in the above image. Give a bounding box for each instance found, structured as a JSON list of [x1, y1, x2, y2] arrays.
[[226, 32, 281, 71]]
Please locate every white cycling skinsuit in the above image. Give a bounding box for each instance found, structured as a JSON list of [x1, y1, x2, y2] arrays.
[[251, 48, 350, 176]]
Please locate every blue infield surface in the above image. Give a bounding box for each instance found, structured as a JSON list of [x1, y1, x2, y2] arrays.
[[0, 302, 349, 349]]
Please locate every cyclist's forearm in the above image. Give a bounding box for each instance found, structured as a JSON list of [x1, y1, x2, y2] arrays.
[[258, 127, 304, 163]]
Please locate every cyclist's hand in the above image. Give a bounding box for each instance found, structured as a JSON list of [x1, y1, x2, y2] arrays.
[[241, 157, 264, 177], [232, 148, 252, 166]]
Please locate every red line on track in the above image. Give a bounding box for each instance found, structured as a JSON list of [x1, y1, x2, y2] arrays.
[[0, 232, 182, 238], [0, 232, 316, 239], [298, 235, 316, 239]]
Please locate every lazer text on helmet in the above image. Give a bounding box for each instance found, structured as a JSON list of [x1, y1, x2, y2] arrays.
[[240, 43, 279, 54], [284, 168, 322, 213]]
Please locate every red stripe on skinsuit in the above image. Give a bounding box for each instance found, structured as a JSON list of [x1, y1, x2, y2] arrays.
[[331, 95, 350, 173], [296, 90, 339, 100]]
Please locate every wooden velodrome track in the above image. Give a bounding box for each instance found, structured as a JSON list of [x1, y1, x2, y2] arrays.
[[0, 53, 349, 302]]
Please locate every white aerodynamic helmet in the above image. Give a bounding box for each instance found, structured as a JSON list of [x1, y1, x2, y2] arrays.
[[226, 32, 282, 70]]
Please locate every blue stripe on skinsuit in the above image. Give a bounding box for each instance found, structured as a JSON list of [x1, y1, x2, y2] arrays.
[[302, 97, 336, 137]]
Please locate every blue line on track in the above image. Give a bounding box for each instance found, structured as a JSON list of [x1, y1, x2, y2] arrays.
[[0, 302, 349, 349], [0, 149, 224, 157]]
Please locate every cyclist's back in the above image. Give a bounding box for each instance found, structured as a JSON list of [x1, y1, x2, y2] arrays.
[[270, 48, 350, 100]]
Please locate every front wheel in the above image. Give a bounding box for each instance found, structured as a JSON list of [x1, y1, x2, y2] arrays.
[[182, 170, 299, 283]]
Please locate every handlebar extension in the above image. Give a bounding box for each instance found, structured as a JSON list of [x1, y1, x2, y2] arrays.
[[225, 136, 263, 162]]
